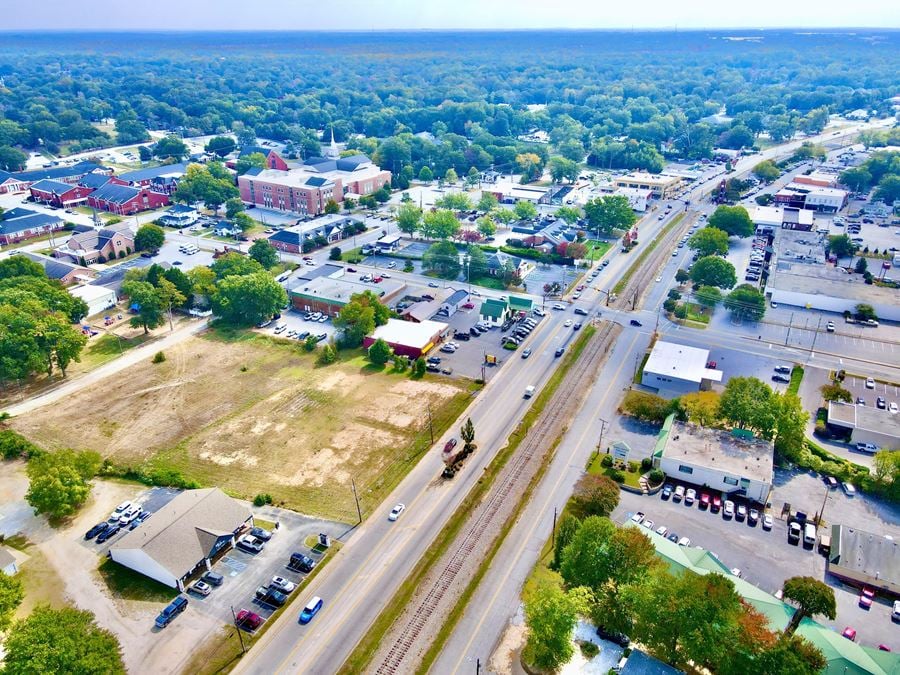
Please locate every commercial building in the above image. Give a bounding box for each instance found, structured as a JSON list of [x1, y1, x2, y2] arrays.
[[613, 186, 652, 212], [69, 284, 118, 318], [16, 252, 94, 286], [363, 318, 448, 359], [0, 161, 111, 194], [484, 182, 551, 205], [653, 415, 774, 504], [479, 297, 512, 326], [774, 183, 848, 213], [268, 215, 363, 253], [109, 488, 253, 591], [613, 172, 682, 199], [238, 146, 289, 171], [640, 341, 723, 398], [439, 289, 470, 317], [290, 274, 405, 317], [827, 524, 899, 596], [793, 170, 840, 188], [826, 402, 900, 450], [0, 208, 66, 246], [750, 205, 814, 234], [28, 179, 94, 208], [87, 183, 171, 216], [765, 260, 900, 321]]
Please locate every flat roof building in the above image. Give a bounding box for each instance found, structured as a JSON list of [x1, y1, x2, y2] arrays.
[[613, 186, 652, 212], [485, 183, 551, 205], [750, 205, 814, 233], [826, 401, 900, 450], [641, 341, 723, 398], [653, 415, 774, 504], [363, 318, 448, 359], [828, 524, 900, 596], [68, 284, 117, 319], [614, 172, 682, 199], [290, 274, 405, 317], [109, 488, 252, 590]]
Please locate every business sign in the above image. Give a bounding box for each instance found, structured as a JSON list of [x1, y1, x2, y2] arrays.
[[612, 442, 629, 462]]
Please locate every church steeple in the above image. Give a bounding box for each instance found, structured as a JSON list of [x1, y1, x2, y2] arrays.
[[326, 126, 339, 159]]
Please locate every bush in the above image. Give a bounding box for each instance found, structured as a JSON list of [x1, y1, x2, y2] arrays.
[[601, 454, 614, 468], [253, 493, 274, 506], [627, 461, 639, 473], [151, 351, 166, 364], [100, 463, 200, 490], [621, 390, 675, 424], [608, 469, 625, 483], [0, 430, 42, 461], [579, 641, 600, 658], [648, 469, 665, 485]]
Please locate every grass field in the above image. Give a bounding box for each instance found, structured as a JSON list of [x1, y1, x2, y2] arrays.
[[584, 239, 612, 261], [13, 330, 472, 522]]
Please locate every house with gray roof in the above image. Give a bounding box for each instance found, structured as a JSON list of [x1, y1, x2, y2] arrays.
[[0, 207, 66, 245], [16, 252, 95, 285], [110, 488, 253, 590], [56, 222, 135, 264]]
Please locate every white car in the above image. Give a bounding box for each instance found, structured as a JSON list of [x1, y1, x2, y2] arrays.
[[671, 250, 678, 256], [564, 319, 573, 327], [655, 525, 668, 537], [890, 402, 898, 414], [723, 500, 735, 518], [730, 568, 742, 578], [865, 377, 875, 389], [762, 514, 774, 530], [271, 576, 296, 593], [826, 321, 836, 332], [684, 488, 696, 505], [190, 580, 212, 596], [112, 501, 132, 516], [552, 303, 566, 311], [641, 519, 654, 530], [655, 276, 662, 282], [388, 503, 406, 521], [386, 261, 396, 269], [678, 537, 691, 547], [630, 512, 645, 525], [118, 507, 142, 527]]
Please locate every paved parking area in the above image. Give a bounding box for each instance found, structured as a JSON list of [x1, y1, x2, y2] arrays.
[[256, 309, 336, 343]]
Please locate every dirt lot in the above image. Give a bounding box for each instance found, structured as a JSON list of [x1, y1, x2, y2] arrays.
[[13, 330, 472, 522]]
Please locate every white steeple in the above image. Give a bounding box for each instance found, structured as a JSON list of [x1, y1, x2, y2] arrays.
[[326, 126, 339, 159]]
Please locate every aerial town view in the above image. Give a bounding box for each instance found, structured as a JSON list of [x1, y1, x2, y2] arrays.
[[0, 2, 899, 674]]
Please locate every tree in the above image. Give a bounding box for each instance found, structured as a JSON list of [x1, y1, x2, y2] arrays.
[[324, 199, 341, 214], [0, 572, 24, 631], [583, 195, 636, 237], [0, 145, 28, 172], [235, 152, 267, 176], [522, 583, 579, 673], [423, 241, 461, 279], [138, 145, 153, 162], [460, 417, 476, 454], [571, 473, 620, 518], [753, 634, 827, 675], [225, 197, 245, 219], [854, 257, 868, 274], [211, 272, 287, 326], [476, 216, 496, 239], [466, 244, 488, 279], [752, 160, 781, 182], [421, 209, 460, 241], [477, 192, 498, 213], [708, 205, 754, 238], [333, 291, 389, 347], [134, 223, 165, 252], [25, 450, 98, 519], [210, 252, 263, 279], [329, 246, 343, 261], [412, 356, 427, 377], [694, 285, 723, 309], [874, 175, 900, 204], [718, 376, 775, 434], [513, 200, 538, 221], [549, 156, 579, 183], [205, 135, 237, 157], [782, 576, 836, 636], [444, 167, 458, 184], [493, 208, 516, 225], [435, 192, 472, 211], [555, 206, 582, 224], [688, 227, 729, 257], [854, 303, 877, 321], [317, 343, 338, 365], [187, 266, 217, 299], [691, 256, 737, 289], [174, 164, 239, 213], [114, 108, 149, 144], [2, 605, 125, 674], [418, 165, 433, 182], [232, 212, 255, 233], [873, 449, 900, 489], [839, 167, 872, 193], [156, 278, 186, 332], [153, 134, 188, 161], [396, 201, 423, 236], [820, 382, 852, 403], [675, 268, 690, 283], [724, 284, 765, 320], [772, 392, 808, 461], [680, 391, 722, 426], [367, 338, 392, 365], [827, 234, 857, 259], [248, 239, 279, 269], [121, 280, 164, 334]]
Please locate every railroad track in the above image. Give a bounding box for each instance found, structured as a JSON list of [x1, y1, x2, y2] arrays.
[[375, 322, 617, 675]]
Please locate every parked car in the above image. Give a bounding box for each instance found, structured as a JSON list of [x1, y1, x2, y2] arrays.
[[661, 484, 673, 500], [202, 571, 224, 586], [655, 525, 668, 537], [772, 374, 791, 384], [155, 596, 189, 628], [841, 627, 857, 642], [299, 596, 324, 624], [711, 495, 722, 513], [865, 377, 875, 389], [736, 504, 747, 521], [249, 526, 273, 541], [235, 609, 263, 630], [190, 580, 212, 596], [271, 576, 296, 593], [684, 488, 696, 505], [85, 522, 109, 540], [96, 525, 121, 544], [255, 586, 287, 607], [774, 366, 791, 374], [678, 537, 692, 547], [673, 485, 685, 502], [630, 512, 645, 525], [629, 319, 642, 326], [723, 501, 735, 519], [748, 508, 759, 525], [699, 493, 710, 509], [667, 532, 680, 543], [596, 626, 630, 647], [236, 535, 265, 553]]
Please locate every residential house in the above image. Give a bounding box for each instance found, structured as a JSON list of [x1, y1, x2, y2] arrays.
[[0, 208, 66, 246], [28, 179, 94, 208], [486, 250, 531, 279], [268, 214, 361, 253], [158, 203, 199, 228], [16, 252, 94, 286], [213, 221, 242, 237], [56, 222, 135, 264], [479, 298, 511, 326], [87, 184, 170, 216]]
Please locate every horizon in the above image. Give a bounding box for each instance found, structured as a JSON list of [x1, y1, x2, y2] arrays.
[[3, 26, 900, 33]]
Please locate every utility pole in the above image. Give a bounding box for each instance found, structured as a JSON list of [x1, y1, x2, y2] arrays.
[[810, 316, 822, 355], [427, 403, 434, 445], [597, 417, 608, 458], [784, 312, 794, 346], [230, 606, 246, 654], [816, 486, 829, 528], [476, 658, 481, 675], [351, 478, 362, 524]]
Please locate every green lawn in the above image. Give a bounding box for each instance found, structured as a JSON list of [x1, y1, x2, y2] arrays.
[[788, 366, 804, 396], [585, 239, 612, 261], [470, 275, 507, 290], [587, 452, 643, 489], [98, 558, 178, 603], [78, 332, 154, 370]]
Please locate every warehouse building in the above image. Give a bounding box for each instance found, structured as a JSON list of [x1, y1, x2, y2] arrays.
[[828, 524, 899, 596], [363, 318, 448, 359], [653, 415, 774, 504], [109, 488, 253, 591], [826, 402, 900, 450], [641, 341, 723, 398], [290, 274, 405, 317], [68, 284, 117, 319]]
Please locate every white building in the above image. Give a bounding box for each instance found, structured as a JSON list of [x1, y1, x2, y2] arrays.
[[0, 546, 18, 576], [613, 187, 652, 212], [653, 416, 774, 504], [827, 402, 900, 450], [68, 284, 117, 319], [486, 182, 551, 205], [641, 341, 723, 398], [109, 488, 253, 591], [613, 172, 682, 199]]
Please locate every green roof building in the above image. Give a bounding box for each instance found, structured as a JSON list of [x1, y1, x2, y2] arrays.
[[479, 298, 509, 325]]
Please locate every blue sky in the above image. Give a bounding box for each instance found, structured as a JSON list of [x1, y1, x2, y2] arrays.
[[5, 0, 899, 30]]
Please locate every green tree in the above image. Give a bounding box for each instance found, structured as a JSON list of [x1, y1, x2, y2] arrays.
[[324, 199, 341, 214], [782, 576, 836, 636], [753, 634, 827, 675], [156, 278, 186, 332], [873, 449, 900, 489], [0, 572, 24, 631], [555, 206, 582, 224], [333, 299, 376, 348], [423, 241, 461, 279], [583, 195, 636, 236], [0, 145, 28, 172], [205, 135, 237, 157], [827, 234, 857, 259], [549, 156, 579, 183], [25, 450, 98, 519], [680, 391, 722, 426], [235, 152, 267, 176], [694, 285, 723, 309], [466, 244, 489, 279], [233, 212, 255, 233], [820, 382, 852, 403], [421, 209, 460, 241], [367, 338, 392, 365], [121, 280, 164, 334], [412, 356, 427, 377], [513, 200, 538, 221], [134, 223, 165, 252], [688, 227, 729, 257], [691, 256, 737, 289], [187, 266, 217, 298], [476, 216, 496, 239], [153, 135, 188, 161], [435, 192, 472, 211], [329, 246, 342, 261], [225, 197, 245, 219], [854, 257, 868, 274], [772, 392, 808, 461], [444, 167, 458, 184], [854, 303, 877, 321], [210, 252, 263, 279], [317, 343, 338, 365], [522, 583, 579, 672], [2, 605, 125, 674], [396, 201, 423, 236], [839, 167, 872, 193], [724, 283, 766, 320], [418, 165, 434, 182], [874, 175, 900, 204], [493, 208, 516, 225], [248, 239, 279, 269], [718, 376, 775, 434], [460, 417, 476, 455], [477, 192, 498, 213], [553, 514, 580, 570], [210, 272, 286, 326], [570, 473, 620, 518], [752, 160, 781, 182], [174, 164, 239, 213], [114, 108, 149, 144], [708, 205, 754, 238]]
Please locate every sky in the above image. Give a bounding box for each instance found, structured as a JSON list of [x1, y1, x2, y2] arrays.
[[4, 0, 899, 30]]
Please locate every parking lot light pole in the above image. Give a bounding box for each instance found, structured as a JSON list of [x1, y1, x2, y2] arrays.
[[351, 478, 362, 525], [230, 606, 246, 654]]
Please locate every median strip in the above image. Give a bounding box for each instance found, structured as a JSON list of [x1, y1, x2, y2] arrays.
[[612, 212, 686, 297]]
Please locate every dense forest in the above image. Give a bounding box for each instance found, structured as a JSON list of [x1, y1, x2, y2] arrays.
[[0, 30, 898, 176]]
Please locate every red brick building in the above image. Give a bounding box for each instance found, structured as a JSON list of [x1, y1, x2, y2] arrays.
[[87, 183, 170, 215], [238, 146, 289, 171], [29, 179, 95, 208]]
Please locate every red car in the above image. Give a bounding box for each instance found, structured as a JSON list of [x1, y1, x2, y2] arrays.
[[576, 285, 585, 291], [443, 438, 458, 453], [236, 609, 263, 631], [711, 495, 722, 513], [699, 493, 711, 509], [878, 645, 892, 652], [462, 302, 475, 309], [373, 276, 383, 283], [841, 627, 857, 642], [706, 360, 717, 368], [859, 595, 873, 609]]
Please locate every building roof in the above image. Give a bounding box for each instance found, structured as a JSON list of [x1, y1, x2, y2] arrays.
[[16, 252, 90, 281], [304, 154, 373, 173], [118, 163, 188, 183], [490, 182, 550, 201], [766, 260, 900, 307], [827, 402, 900, 442], [659, 419, 774, 485], [828, 524, 900, 588], [0, 169, 16, 184], [89, 183, 142, 204], [507, 295, 533, 311], [291, 274, 404, 307], [0, 208, 64, 236], [444, 289, 469, 306], [64, 222, 134, 253], [12, 161, 106, 183], [243, 167, 335, 190], [30, 178, 75, 194], [78, 172, 113, 189], [615, 172, 681, 186], [111, 488, 250, 579], [68, 284, 116, 304], [239, 145, 276, 158], [480, 298, 508, 319], [643, 340, 722, 384], [369, 318, 448, 348], [0, 545, 16, 570]]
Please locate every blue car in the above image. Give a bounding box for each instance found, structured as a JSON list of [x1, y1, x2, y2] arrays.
[[299, 596, 324, 624]]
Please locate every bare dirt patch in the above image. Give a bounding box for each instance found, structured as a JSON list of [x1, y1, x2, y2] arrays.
[[13, 331, 472, 521]]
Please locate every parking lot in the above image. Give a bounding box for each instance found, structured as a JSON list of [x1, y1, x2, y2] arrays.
[[613, 471, 900, 650], [256, 308, 336, 344]]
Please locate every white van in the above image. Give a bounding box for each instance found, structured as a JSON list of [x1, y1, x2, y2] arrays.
[[524, 385, 535, 399], [842, 482, 857, 496], [803, 522, 817, 547]]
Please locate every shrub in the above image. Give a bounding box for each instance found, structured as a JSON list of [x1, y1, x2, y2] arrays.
[[253, 493, 274, 506], [601, 454, 614, 468], [151, 351, 166, 364], [579, 641, 600, 658], [621, 390, 675, 424], [648, 469, 665, 485], [0, 430, 42, 461], [627, 461, 639, 473], [118, 250, 126, 259], [608, 469, 625, 483]]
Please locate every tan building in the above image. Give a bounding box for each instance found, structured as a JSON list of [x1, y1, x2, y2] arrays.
[[56, 223, 135, 264], [614, 172, 683, 199]]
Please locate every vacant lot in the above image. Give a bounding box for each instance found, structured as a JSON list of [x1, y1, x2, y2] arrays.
[[13, 330, 473, 521]]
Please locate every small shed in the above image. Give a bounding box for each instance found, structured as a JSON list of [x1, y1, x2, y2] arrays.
[[68, 284, 117, 319]]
